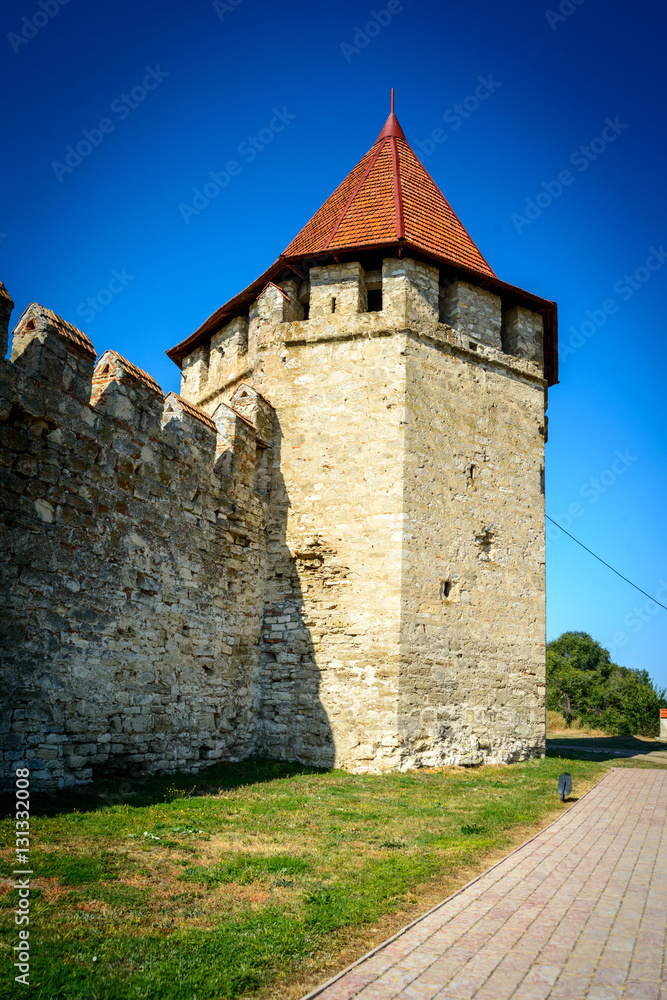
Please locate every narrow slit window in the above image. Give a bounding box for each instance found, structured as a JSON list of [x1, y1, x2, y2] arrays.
[[331, 297, 336, 313], [367, 288, 383, 312]]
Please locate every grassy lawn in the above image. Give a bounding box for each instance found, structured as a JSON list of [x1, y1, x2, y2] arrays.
[[1, 753, 664, 1000]]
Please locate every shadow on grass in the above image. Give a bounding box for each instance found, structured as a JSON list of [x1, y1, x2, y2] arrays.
[[0, 756, 329, 819], [547, 734, 667, 762]]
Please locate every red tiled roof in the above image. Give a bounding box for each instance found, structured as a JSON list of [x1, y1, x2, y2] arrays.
[[94, 350, 164, 395], [164, 392, 216, 431], [284, 112, 496, 279], [167, 107, 558, 385]]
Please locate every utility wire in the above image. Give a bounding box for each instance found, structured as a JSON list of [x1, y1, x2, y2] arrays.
[[546, 515, 667, 613]]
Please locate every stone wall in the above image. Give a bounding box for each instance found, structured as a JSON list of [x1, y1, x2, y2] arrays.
[[399, 332, 546, 766], [0, 251, 551, 786], [0, 291, 270, 789], [184, 256, 549, 771]]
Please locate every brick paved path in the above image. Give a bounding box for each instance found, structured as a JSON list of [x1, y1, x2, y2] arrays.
[[304, 768, 667, 1000]]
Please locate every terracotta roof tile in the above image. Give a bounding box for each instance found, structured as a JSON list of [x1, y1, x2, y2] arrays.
[[167, 107, 557, 385], [17, 303, 96, 356], [164, 392, 216, 431], [93, 350, 163, 395], [284, 115, 496, 278]]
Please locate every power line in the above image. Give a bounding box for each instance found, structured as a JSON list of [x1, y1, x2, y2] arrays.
[[546, 515, 667, 612]]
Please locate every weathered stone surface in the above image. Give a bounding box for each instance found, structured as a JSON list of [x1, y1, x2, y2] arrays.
[[192, 256, 548, 772], [501, 304, 544, 364], [442, 281, 502, 349], [0, 313, 270, 789], [1, 254, 550, 788]]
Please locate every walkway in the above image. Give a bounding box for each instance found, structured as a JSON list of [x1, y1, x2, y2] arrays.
[[303, 768, 667, 1000]]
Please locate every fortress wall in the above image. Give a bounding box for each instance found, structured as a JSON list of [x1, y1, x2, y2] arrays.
[[0, 251, 551, 787], [0, 297, 269, 789]]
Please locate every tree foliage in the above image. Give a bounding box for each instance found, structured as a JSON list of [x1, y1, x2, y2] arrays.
[[546, 631, 666, 736]]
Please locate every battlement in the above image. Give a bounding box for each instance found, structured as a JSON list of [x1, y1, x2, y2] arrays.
[[178, 256, 547, 413], [0, 286, 274, 789]]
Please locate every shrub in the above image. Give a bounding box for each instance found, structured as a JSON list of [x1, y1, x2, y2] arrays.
[[546, 631, 666, 736]]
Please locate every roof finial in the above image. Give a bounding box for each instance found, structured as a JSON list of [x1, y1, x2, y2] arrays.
[[391, 88, 395, 114]]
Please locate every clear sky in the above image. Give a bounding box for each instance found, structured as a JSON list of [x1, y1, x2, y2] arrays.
[[2, 0, 666, 689]]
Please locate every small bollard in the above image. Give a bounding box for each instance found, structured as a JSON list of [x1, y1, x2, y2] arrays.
[[558, 773, 572, 802]]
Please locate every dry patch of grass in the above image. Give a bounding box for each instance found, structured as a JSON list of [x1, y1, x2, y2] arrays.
[[546, 710, 610, 736]]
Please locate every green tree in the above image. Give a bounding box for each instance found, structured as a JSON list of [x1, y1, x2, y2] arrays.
[[546, 631, 666, 736]]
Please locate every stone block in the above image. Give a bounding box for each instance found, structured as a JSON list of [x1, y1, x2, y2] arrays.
[[209, 317, 249, 385], [309, 262, 367, 317], [501, 305, 544, 364], [441, 281, 502, 348], [10, 302, 96, 401], [382, 257, 439, 325]]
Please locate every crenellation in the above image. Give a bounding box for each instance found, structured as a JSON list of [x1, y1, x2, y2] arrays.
[[10, 302, 97, 402], [309, 262, 367, 317], [501, 305, 544, 364], [180, 343, 210, 402], [0, 281, 13, 359], [229, 383, 273, 446], [92, 350, 165, 437], [382, 257, 439, 326], [442, 280, 503, 349], [209, 316, 249, 385]]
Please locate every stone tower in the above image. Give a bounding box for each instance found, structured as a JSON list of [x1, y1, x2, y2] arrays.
[[168, 104, 558, 771]]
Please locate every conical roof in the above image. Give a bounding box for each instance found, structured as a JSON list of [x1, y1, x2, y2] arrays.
[[283, 107, 496, 279], [167, 99, 557, 386]]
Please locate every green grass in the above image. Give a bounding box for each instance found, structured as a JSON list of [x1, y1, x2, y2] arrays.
[[1, 753, 662, 999]]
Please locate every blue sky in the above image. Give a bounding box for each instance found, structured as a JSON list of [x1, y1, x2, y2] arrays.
[[2, 0, 666, 689]]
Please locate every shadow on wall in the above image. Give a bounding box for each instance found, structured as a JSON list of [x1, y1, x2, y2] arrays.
[[257, 415, 336, 769]]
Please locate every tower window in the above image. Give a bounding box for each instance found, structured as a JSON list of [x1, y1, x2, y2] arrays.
[[331, 297, 336, 313], [367, 288, 383, 312]]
